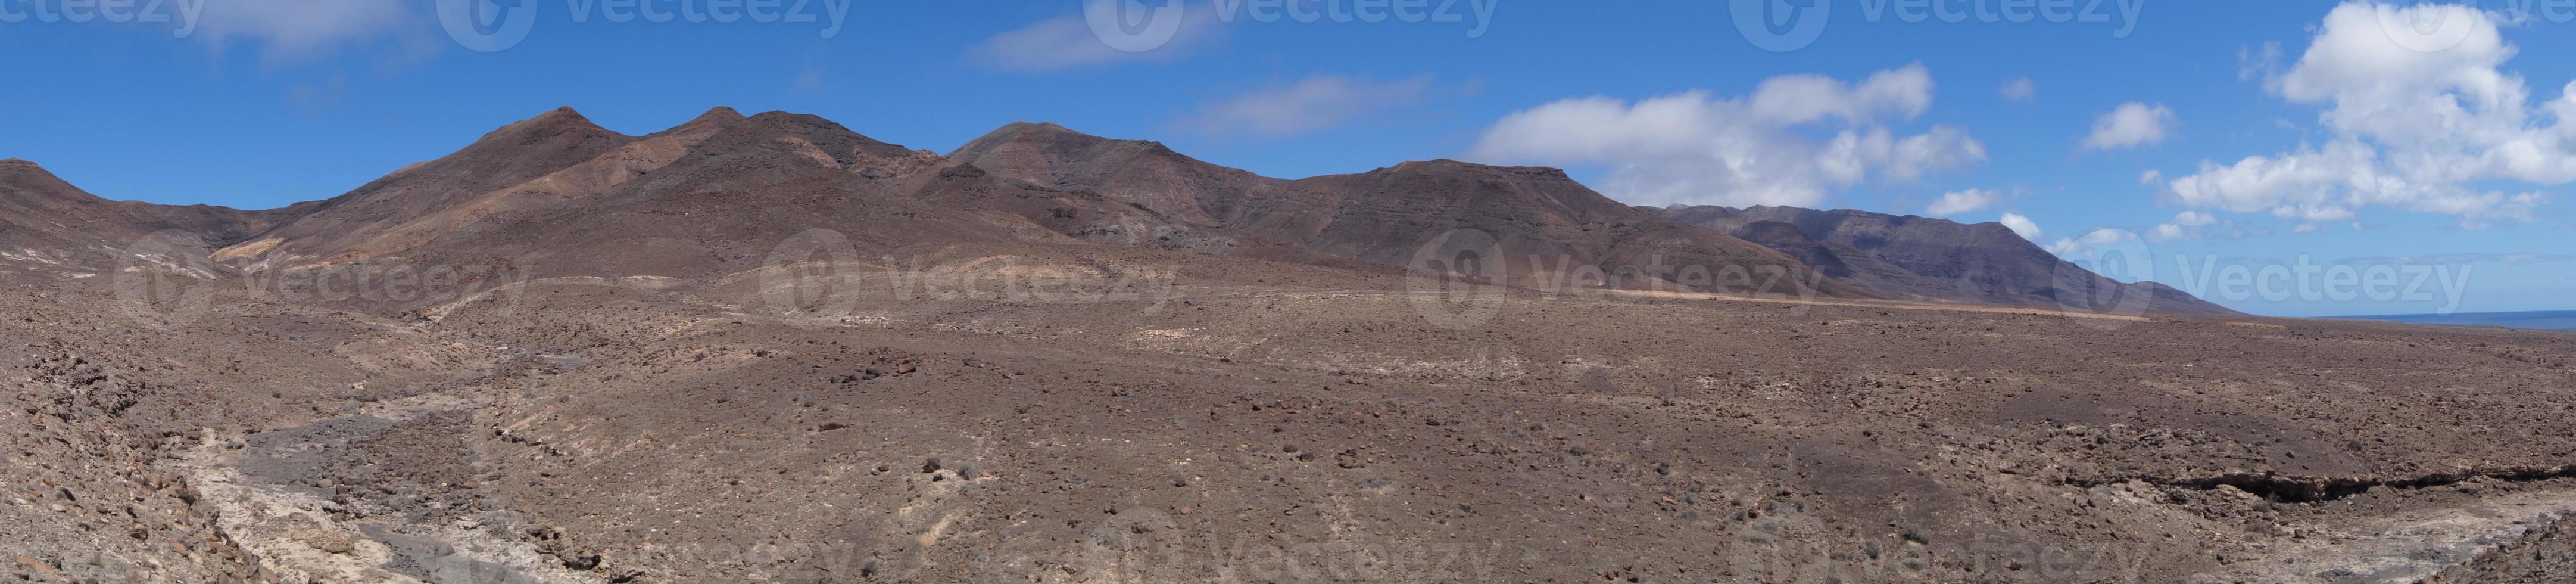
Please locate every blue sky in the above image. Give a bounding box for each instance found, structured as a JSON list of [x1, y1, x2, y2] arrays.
[[3, 0, 2571, 316]]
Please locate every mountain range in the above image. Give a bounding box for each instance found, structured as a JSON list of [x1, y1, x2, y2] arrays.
[[0, 107, 2231, 315], [1660, 205, 2234, 315]]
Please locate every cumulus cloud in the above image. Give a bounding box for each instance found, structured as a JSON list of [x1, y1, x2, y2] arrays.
[[1998, 77, 2037, 101], [2148, 210, 2222, 243], [972, 0, 1224, 72], [2046, 228, 2129, 256], [192, 0, 418, 59], [2166, 1, 2574, 225], [1999, 213, 2043, 241], [1925, 188, 2003, 216], [2138, 169, 2164, 185], [1464, 63, 1986, 208], [2238, 41, 2285, 82], [1177, 75, 1434, 138], [2081, 102, 2177, 150]]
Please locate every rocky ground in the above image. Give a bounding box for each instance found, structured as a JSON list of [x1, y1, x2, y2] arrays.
[[4, 249, 2574, 582]]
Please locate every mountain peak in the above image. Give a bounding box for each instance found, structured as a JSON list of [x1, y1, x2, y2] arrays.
[[690, 106, 746, 124], [526, 105, 592, 125], [0, 156, 104, 209], [959, 121, 1153, 153], [650, 106, 749, 138], [472, 106, 625, 150], [701, 110, 918, 166], [0, 157, 66, 185], [1386, 159, 1575, 181]]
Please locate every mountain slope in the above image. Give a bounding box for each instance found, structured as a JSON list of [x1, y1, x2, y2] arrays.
[[0, 158, 285, 274], [316, 110, 1027, 282], [1662, 205, 2237, 315], [949, 122, 1273, 227], [222, 107, 638, 265], [956, 123, 1863, 298], [1273, 161, 1862, 296]]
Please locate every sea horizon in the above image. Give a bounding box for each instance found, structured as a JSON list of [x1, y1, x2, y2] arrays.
[[2329, 309, 2576, 333]]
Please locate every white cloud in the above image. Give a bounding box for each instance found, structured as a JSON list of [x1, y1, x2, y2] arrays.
[[2045, 228, 2128, 256], [2138, 169, 2164, 185], [2081, 102, 2178, 151], [192, 0, 417, 58], [2169, 1, 2574, 226], [1178, 75, 1433, 138], [1464, 63, 1986, 208], [972, 0, 1222, 72], [1745, 67, 1935, 125], [1999, 77, 2037, 101], [1925, 188, 2003, 216], [2239, 41, 2285, 82], [1999, 213, 2043, 241], [2147, 210, 2223, 243]]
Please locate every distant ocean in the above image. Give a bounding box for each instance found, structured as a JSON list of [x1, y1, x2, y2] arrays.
[[2336, 310, 2576, 333]]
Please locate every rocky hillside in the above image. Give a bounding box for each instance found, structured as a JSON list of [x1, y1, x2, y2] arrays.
[[1662, 205, 2237, 315]]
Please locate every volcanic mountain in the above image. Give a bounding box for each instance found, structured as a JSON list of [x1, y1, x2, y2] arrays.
[[949, 121, 1278, 228], [8, 107, 2231, 313], [1661, 205, 2237, 315], [15, 107, 2243, 311], [953, 122, 1861, 297], [220, 108, 1032, 280], [0, 157, 285, 275], [216, 107, 641, 266], [129, 109, 1851, 302]]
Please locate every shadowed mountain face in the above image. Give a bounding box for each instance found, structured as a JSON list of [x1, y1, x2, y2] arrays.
[[222, 107, 640, 265], [13, 108, 2188, 307], [180, 109, 1258, 302], [236, 110, 1029, 282], [1661, 205, 2238, 315], [955, 124, 1862, 298], [949, 122, 1275, 228], [0, 158, 288, 274], [1274, 161, 1864, 296]]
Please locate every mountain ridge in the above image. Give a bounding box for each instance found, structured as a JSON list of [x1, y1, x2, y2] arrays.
[[5, 107, 2234, 313], [1661, 204, 2238, 315]]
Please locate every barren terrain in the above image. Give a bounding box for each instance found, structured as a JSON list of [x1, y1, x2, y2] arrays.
[[5, 108, 2572, 583], [7, 256, 2574, 582]]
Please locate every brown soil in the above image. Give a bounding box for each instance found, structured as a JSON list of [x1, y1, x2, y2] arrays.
[[5, 108, 2568, 583], [5, 258, 2572, 582]]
